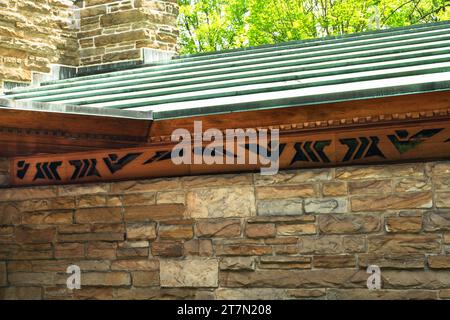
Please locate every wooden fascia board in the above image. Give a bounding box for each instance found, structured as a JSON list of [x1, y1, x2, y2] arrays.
[[147, 90, 450, 142], [9, 116, 450, 187], [0, 99, 153, 157]]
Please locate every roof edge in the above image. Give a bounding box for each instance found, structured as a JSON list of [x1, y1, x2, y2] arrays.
[[152, 81, 450, 120], [0, 98, 153, 120]]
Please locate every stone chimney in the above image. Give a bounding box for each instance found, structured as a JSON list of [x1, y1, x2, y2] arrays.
[[0, 0, 179, 91], [78, 0, 178, 66]]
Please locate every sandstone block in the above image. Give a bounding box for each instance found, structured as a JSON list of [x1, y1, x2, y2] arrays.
[[151, 241, 183, 257], [327, 289, 437, 300], [117, 247, 149, 259], [8, 272, 56, 286], [336, 164, 424, 180], [385, 216, 422, 233], [103, 50, 142, 63], [304, 197, 348, 214], [157, 191, 185, 204], [358, 254, 425, 269], [435, 177, 450, 190], [126, 222, 156, 240], [111, 179, 181, 193], [394, 178, 431, 193], [15, 226, 56, 244], [121, 193, 156, 206], [215, 244, 272, 256], [256, 185, 316, 199], [132, 271, 159, 287], [0, 287, 42, 300], [431, 163, 450, 175], [19, 197, 75, 212], [312, 255, 355, 268], [382, 270, 450, 289], [428, 255, 450, 269], [0, 187, 56, 202], [183, 239, 213, 256], [21, 211, 72, 225], [159, 224, 193, 240], [348, 180, 392, 194], [220, 269, 366, 288], [59, 232, 124, 243], [0, 203, 21, 225], [82, 272, 131, 286], [58, 184, 109, 196], [77, 195, 108, 208], [195, 219, 241, 238], [54, 243, 84, 259], [254, 169, 332, 185], [219, 257, 255, 271], [181, 174, 252, 188], [124, 204, 185, 221], [368, 235, 440, 254], [277, 223, 317, 236], [423, 212, 450, 231], [111, 259, 159, 271], [216, 288, 288, 300], [245, 223, 276, 238], [75, 207, 122, 224], [436, 192, 450, 208], [322, 182, 347, 196], [257, 199, 303, 216], [86, 242, 117, 260], [351, 192, 432, 211], [100, 9, 146, 27], [187, 187, 255, 218], [343, 236, 366, 253], [160, 259, 218, 287], [298, 236, 343, 254], [94, 30, 149, 47], [259, 256, 311, 269], [318, 214, 380, 234]]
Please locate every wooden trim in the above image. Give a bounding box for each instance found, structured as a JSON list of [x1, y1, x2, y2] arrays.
[[0, 108, 153, 157], [10, 118, 450, 187], [149, 91, 450, 141], [2, 90, 450, 157]]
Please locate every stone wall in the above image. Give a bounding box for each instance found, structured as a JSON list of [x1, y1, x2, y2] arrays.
[[0, 0, 79, 86], [78, 0, 178, 66], [1, 160, 450, 299], [0, 0, 179, 88]]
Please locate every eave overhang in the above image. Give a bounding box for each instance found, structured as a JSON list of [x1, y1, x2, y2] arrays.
[[0, 99, 153, 157], [5, 89, 450, 187]]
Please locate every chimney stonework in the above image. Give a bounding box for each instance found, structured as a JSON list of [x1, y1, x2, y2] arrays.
[[0, 0, 79, 88], [78, 0, 178, 66], [0, 0, 179, 90]]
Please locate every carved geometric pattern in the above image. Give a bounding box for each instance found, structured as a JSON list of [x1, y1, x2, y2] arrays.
[[16, 160, 30, 180], [388, 129, 443, 154], [290, 141, 331, 165], [69, 159, 101, 180], [340, 137, 385, 162], [33, 161, 62, 181], [103, 153, 142, 174]]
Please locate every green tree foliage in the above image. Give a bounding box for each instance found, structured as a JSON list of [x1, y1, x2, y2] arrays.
[[178, 0, 450, 54]]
